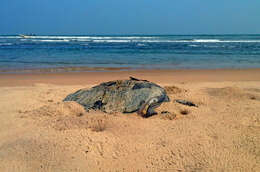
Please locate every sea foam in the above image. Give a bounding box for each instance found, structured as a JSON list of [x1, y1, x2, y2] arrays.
[[33, 39, 70, 42], [0, 43, 13, 46]]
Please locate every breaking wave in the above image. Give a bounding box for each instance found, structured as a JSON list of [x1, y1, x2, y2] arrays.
[[32, 39, 70, 42], [0, 43, 13, 46], [1, 35, 260, 43]]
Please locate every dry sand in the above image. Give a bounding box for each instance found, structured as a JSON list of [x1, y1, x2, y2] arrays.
[[0, 69, 259, 172]]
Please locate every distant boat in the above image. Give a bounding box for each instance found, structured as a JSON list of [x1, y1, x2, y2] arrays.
[[19, 34, 36, 38]]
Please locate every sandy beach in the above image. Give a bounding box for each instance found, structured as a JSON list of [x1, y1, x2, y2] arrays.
[[0, 68, 259, 171]]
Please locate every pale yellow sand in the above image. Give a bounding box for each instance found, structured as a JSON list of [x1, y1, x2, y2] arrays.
[[0, 69, 259, 172]]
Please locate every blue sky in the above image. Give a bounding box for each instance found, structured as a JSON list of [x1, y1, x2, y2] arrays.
[[1, 0, 259, 35]]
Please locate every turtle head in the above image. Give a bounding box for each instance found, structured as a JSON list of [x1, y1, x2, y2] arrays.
[[138, 96, 167, 118]]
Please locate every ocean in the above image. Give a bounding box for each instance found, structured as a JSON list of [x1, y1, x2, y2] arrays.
[[0, 34, 260, 71]]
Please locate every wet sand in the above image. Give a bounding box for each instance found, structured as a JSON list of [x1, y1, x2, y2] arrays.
[[0, 69, 259, 171], [1, 68, 260, 86]]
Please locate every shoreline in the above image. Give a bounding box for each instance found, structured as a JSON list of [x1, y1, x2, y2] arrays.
[[1, 68, 260, 87], [0, 66, 133, 74], [1, 66, 260, 74]]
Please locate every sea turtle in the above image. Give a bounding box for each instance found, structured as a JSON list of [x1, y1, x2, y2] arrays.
[[63, 77, 170, 117]]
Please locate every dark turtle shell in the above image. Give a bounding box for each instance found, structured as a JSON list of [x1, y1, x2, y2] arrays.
[[64, 77, 170, 117]]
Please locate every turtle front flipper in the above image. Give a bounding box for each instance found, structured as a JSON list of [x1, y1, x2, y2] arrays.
[[137, 101, 150, 117], [137, 97, 161, 118]]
